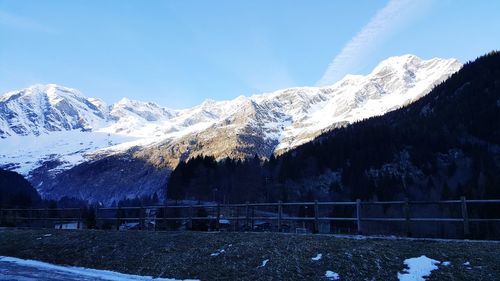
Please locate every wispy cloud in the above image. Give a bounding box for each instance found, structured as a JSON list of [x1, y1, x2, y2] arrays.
[[0, 10, 53, 33], [317, 0, 431, 86]]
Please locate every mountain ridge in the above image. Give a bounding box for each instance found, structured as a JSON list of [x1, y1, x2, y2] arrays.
[[0, 54, 462, 204], [167, 51, 500, 208]]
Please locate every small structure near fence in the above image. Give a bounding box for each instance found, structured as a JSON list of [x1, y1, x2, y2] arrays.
[[1, 197, 500, 239], [54, 221, 83, 230]]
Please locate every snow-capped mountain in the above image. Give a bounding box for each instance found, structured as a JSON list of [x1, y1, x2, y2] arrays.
[[134, 54, 462, 165], [0, 55, 462, 204], [0, 84, 109, 137]]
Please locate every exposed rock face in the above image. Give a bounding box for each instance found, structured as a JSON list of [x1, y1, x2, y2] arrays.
[[29, 155, 169, 206], [0, 84, 108, 137], [0, 55, 462, 204]]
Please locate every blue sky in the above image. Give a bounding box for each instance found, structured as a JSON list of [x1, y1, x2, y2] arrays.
[[1, 0, 499, 108]]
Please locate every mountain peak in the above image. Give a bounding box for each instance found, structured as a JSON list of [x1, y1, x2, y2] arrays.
[[0, 54, 463, 182], [374, 54, 460, 70], [380, 54, 422, 65], [0, 84, 84, 103], [0, 83, 107, 137], [114, 97, 165, 109], [25, 83, 81, 96], [115, 97, 133, 105], [368, 55, 462, 89]]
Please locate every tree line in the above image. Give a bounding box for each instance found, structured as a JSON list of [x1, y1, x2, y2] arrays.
[[167, 51, 500, 204]]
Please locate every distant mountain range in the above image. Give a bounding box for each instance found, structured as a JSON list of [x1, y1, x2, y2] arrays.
[[168, 51, 500, 209], [0, 55, 462, 204]]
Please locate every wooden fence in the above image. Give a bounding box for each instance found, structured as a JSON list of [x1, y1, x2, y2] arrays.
[[1, 197, 500, 239]]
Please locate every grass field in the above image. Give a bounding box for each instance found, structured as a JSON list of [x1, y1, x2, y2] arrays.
[[1, 228, 499, 280]]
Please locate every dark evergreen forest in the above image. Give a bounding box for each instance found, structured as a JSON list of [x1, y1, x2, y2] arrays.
[[0, 168, 41, 207], [167, 51, 500, 204], [3, 52, 500, 211]]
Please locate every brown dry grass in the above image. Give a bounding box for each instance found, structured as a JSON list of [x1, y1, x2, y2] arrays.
[[0, 228, 499, 280]]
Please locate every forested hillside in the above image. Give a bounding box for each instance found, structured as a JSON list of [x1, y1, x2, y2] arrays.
[[168, 51, 500, 204], [0, 169, 41, 207]]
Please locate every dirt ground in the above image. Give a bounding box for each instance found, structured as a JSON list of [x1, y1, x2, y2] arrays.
[[0, 228, 499, 280]]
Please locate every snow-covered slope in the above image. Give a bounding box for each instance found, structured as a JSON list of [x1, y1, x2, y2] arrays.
[[265, 54, 463, 151], [0, 54, 462, 203], [138, 54, 461, 162], [0, 84, 109, 137]]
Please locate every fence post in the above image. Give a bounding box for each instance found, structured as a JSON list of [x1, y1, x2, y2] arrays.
[[59, 208, 63, 228], [95, 206, 99, 229], [26, 208, 31, 227], [245, 201, 249, 230], [32, 209, 36, 228], [77, 208, 82, 230], [188, 205, 193, 230], [235, 205, 239, 231], [356, 199, 362, 235], [251, 206, 255, 231], [404, 198, 411, 237], [116, 207, 121, 231], [461, 196, 470, 238], [278, 201, 283, 232], [216, 203, 221, 231], [139, 207, 145, 230], [314, 200, 319, 234]]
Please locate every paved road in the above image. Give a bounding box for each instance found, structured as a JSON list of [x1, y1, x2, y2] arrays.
[[0, 261, 104, 281], [0, 257, 186, 281]]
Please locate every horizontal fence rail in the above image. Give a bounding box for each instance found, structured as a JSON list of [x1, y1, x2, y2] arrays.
[[1, 197, 500, 239]]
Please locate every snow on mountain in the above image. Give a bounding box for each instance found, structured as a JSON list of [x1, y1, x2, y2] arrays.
[[268, 54, 462, 151], [168, 54, 461, 155], [0, 84, 109, 137], [0, 55, 462, 202], [0, 131, 134, 176]]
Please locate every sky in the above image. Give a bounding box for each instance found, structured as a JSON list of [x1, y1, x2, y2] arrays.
[[1, 0, 499, 108]]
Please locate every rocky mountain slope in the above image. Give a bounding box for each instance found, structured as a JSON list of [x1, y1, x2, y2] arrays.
[[0, 55, 462, 204], [166, 49, 500, 239]]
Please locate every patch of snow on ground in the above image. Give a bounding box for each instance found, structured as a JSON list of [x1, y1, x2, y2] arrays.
[[463, 261, 470, 266], [325, 270, 340, 280], [210, 249, 225, 257], [442, 261, 451, 266], [0, 256, 199, 281], [397, 255, 440, 281], [259, 259, 269, 267], [329, 234, 500, 244], [311, 254, 322, 261]]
